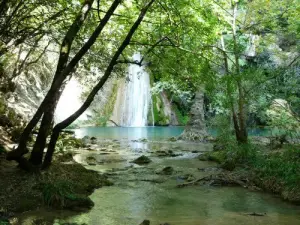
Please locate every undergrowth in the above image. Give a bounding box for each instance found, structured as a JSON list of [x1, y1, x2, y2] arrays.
[[207, 115, 300, 196], [43, 180, 74, 208]]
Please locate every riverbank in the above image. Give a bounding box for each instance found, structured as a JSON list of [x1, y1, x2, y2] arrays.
[[1, 130, 300, 225], [198, 140, 300, 204], [0, 134, 112, 225]]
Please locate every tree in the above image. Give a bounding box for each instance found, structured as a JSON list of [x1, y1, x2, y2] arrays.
[[43, 0, 156, 168], [7, 0, 159, 170], [7, 0, 123, 169]]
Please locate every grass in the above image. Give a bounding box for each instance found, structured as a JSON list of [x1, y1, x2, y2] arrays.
[[43, 180, 74, 207], [204, 135, 300, 203], [0, 160, 113, 213], [251, 146, 300, 190]]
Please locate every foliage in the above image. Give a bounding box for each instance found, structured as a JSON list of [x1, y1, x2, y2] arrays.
[[152, 94, 169, 126], [172, 104, 189, 126], [43, 180, 74, 208], [266, 99, 300, 139], [252, 146, 300, 189]]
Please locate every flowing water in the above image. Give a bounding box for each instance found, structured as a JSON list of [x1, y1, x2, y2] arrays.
[[16, 127, 300, 225], [120, 53, 152, 127]]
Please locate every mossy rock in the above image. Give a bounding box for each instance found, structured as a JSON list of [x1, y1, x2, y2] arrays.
[[64, 196, 94, 211], [86, 156, 97, 165], [131, 155, 152, 165], [221, 160, 236, 171], [198, 152, 210, 161], [168, 137, 177, 142], [139, 220, 150, 225], [198, 151, 226, 163], [160, 166, 174, 175]]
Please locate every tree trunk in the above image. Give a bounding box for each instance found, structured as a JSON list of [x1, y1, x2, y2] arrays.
[[42, 127, 60, 169], [180, 90, 208, 141], [29, 99, 56, 165], [42, 0, 156, 169], [231, 2, 248, 144], [7, 0, 95, 162], [0, 0, 8, 16]]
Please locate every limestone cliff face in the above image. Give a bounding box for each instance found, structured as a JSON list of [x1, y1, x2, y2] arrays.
[[4, 59, 54, 122], [160, 92, 179, 126], [180, 91, 208, 141]]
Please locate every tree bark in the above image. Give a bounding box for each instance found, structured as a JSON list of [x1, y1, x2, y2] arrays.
[[28, 0, 95, 166], [232, 2, 248, 143], [6, 0, 95, 162], [43, 0, 156, 169], [8, 0, 122, 167]]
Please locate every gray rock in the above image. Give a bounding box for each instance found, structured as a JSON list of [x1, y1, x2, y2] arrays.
[[140, 220, 150, 225], [180, 91, 209, 141], [131, 155, 151, 165], [159, 166, 174, 175]]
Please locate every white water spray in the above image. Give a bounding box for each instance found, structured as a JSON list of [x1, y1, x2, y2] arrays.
[[121, 53, 153, 127]]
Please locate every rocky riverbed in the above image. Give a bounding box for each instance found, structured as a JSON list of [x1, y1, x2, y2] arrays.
[[11, 137, 300, 225]]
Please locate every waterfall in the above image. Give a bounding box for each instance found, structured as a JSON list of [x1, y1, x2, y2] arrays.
[[121, 53, 152, 127]]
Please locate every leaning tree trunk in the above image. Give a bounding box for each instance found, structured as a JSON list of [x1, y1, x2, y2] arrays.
[[29, 0, 123, 167], [8, 0, 123, 168], [6, 0, 95, 163], [180, 90, 208, 141], [42, 0, 156, 169], [28, 0, 95, 166]]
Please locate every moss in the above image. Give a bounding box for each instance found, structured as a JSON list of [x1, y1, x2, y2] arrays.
[[152, 94, 169, 126], [42, 180, 94, 210], [0, 161, 112, 213], [95, 82, 118, 126], [199, 151, 226, 164], [172, 104, 190, 125]]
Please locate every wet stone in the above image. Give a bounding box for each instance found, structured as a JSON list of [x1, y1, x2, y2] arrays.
[[139, 220, 150, 225], [131, 155, 152, 165], [86, 156, 97, 165], [157, 166, 174, 175]]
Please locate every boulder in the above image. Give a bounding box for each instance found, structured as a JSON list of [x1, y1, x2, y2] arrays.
[[131, 155, 151, 165], [140, 220, 150, 225], [159, 166, 174, 175]]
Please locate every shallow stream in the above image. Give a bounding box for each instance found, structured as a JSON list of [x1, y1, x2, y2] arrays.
[[16, 127, 300, 225]]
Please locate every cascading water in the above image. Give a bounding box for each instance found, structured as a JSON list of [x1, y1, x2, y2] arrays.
[[121, 53, 153, 127]]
